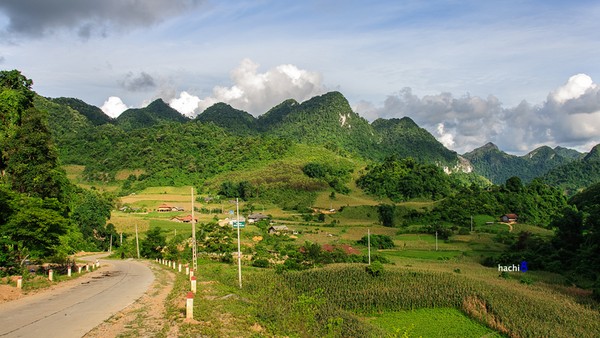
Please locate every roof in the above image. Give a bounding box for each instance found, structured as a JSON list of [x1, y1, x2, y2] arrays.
[[269, 225, 289, 231], [158, 203, 172, 208], [248, 213, 268, 220], [177, 215, 198, 222], [503, 213, 518, 219]]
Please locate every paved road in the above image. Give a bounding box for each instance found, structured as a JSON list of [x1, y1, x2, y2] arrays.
[[0, 255, 154, 338]]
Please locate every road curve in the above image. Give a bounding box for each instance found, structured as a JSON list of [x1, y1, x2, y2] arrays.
[[0, 255, 154, 338]]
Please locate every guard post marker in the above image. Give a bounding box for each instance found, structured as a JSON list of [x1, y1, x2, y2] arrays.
[[178, 263, 182, 273], [186, 292, 194, 319], [48, 269, 53, 281], [189, 269, 194, 280], [67, 266, 72, 277], [78, 265, 82, 274], [191, 276, 197, 293], [185, 264, 189, 276], [17, 276, 22, 289]]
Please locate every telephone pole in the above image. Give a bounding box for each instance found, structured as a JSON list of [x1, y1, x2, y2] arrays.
[[191, 187, 197, 272]]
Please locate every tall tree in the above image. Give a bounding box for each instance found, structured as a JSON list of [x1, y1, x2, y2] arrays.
[[0, 70, 34, 173]]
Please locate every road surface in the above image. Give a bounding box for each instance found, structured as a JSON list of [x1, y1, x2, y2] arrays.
[[0, 254, 154, 338]]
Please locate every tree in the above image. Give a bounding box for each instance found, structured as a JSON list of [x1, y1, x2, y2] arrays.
[[70, 189, 115, 249], [1, 196, 69, 261], [6, 108, 70, 201], [140, 227, 166, 258], [377, 204, 396, 227], [505, 176, 523, 193], [0, 70, 34, 173]]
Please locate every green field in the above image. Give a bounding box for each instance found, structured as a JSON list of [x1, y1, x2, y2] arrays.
[[368, 308, 502, 337], [104, 185, 599, 337]]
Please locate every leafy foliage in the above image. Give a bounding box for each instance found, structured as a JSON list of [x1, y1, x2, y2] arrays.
[[140, 227, 166, 258], [432, 178, 567, 227], [357, 234, 395, 249], [357, 157, 453, 201]]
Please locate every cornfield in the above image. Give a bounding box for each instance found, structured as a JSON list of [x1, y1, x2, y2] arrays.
[[243, 264, 600, 337]]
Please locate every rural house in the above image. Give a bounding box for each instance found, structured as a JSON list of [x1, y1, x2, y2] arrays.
[[157, 204, 184, 212], [248, 213, 269, 223], [171, 215, 198, 223], [500, 214, 518, 223], [268, 225, 290, 234]]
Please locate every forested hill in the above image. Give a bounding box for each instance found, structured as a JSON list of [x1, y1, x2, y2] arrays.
[[463, 142, 580, 185], [542, 144, 600, 195], [116, 99, 189, 130], [187, 92, 462, 165], [36, 88, 600, 192], [42, 91, 465, 179]]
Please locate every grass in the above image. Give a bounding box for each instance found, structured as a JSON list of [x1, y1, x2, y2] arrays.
[[382, 249, 463, 261], [367, 308, 502, 338]]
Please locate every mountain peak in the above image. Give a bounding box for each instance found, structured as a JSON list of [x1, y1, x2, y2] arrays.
[[482, 142, 499, 151], [584, 144, 600, 162], [116, 98, 188, 129], [196, 102, 256, 133]]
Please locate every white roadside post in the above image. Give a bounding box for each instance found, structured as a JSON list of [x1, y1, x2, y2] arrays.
[[48, 269, 53, 281], [17, 276, 22, 289], [78, 265, 82, 274], [67, 266, 72, 277], [186, 292, 194, 319], [191, 276, 197, 293], [185, 264, 190, 276], [178, 263, 182, 273]]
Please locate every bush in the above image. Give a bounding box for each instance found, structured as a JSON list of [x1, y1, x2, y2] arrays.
[[365, 261, 384, 277], [252, 258, 270, 268]]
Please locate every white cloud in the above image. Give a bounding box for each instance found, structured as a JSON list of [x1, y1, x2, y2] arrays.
[[360, 74, 600, 154], [551, 74, 597, 103], [169, 91, 204, 117], [100, 96, 128, 118], [168, 59, 326, 117], [436, 123, 455, 149]]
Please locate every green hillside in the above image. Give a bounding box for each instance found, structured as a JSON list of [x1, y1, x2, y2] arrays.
[[372, 117, 458, 165], [195, 102, 257, 134], [463, 142, 578, 184], [116, 98, 189, 130]]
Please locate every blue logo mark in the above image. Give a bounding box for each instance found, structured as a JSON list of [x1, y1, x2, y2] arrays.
[[520, 261, 528, 272]]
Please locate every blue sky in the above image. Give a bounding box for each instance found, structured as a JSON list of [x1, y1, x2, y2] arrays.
[[1, 0, 600, 154]]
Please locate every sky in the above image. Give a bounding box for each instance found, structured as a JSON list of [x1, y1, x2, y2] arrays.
[[1, 0, 600, 155]]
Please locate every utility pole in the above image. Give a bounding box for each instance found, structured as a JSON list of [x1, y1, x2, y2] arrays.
[[236, 198, 242, 289], [135, 224, 140, 259], [191, 187, 197, 272], [435, 231, 438, 251], [471, 215, 473, 232], [367, 228, 371, 265], [120, 232, 123, 246], [109, 234, 112, 253]]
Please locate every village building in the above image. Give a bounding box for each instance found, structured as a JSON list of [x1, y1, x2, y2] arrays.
[[248, 213, 269, 223], [171, 215, 198, 223], [268, 225, 290, 234], [157, 203, 184, 212], [500, 213, 518, 223]]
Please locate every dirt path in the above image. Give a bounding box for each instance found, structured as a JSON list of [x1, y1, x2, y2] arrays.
[[84, 262, 178, 338]]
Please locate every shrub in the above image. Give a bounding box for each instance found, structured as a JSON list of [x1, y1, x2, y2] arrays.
[[365, 261, 384, 277]]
